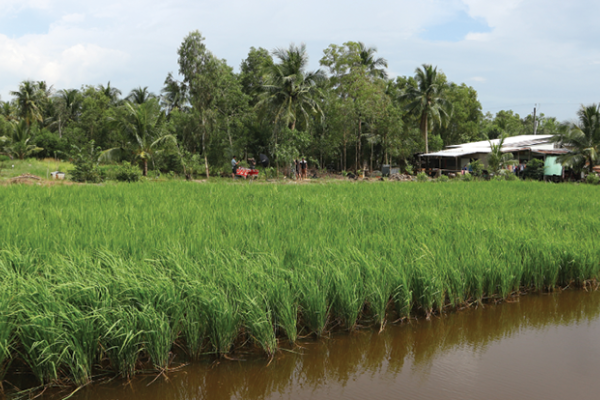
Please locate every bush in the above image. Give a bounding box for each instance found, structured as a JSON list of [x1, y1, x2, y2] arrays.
[[34, 130, 67, 159], [586, 173, 600, 185], [68, 142, 105, 183], [505, 172, 518, 181], [523, 159, 545, 180], [492, 174, 504, 181], [468, 160, 484, 177], [114, 162, 142, 182], [436, 175, 449, 182], [404, 164, 414, 175], [70, 161, 105, 183], [416, 172, 429, 182], [461, 172, 473, 182], [264, 166, 277, 179]]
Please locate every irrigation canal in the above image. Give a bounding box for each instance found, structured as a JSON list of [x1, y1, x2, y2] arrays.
[[44, 290, 599, 400]]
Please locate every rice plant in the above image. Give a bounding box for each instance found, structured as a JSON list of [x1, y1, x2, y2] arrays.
[[0, 180, 598, 387]]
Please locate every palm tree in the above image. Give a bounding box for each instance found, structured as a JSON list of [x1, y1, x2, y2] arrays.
[[126, 86, 157, 105], [356, 42, 388, 79], [488, 135, 517, 173], [258, 43, 325, 131], [10, 81, 43, 127], [552, 104, 600, 173], [399, 64, 451, 153], [161, 73, 188, 113], [104, 100, 174, 176], [97, 82, 122, 104], [0, 120, 43, 160], [55, 89, 83, 137], [0, 101, 17, 122]]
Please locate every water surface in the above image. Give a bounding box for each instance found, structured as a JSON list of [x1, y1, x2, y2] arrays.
[[50, 290, 600, 400]]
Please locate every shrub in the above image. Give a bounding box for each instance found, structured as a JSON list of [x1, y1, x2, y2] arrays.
[[586, 173, 600, 185], [436, 175, 449, 182], [114, 162, 142, 183], [461, 172, 473, 182], [70, 162, 105, 183], [404, 164, 414, 175], [468, 160, 484, 177], [505, 172, 518, 181], [416, 172, 429, 182], [523, 159, 545, 180]]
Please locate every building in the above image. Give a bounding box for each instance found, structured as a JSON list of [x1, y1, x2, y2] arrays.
[[419, 135, 569, 176]]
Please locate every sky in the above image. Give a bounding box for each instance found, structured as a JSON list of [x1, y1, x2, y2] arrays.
[[0, 0, 599, 122]]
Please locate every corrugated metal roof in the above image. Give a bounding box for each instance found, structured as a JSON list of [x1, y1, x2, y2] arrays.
[[422, 135, 562, 158]]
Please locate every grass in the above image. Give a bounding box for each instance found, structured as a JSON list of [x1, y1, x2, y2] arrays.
[[0, 158, 74, 181], [0, 180, 599, 387]]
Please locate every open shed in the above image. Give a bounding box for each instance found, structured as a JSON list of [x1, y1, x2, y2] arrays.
[[419, 135, 568, 174]]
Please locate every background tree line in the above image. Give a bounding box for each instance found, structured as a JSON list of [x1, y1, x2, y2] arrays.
[[0, 31, 577, 177]]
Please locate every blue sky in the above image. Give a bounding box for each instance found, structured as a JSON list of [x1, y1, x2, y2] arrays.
[[0, 0, 599, 121]]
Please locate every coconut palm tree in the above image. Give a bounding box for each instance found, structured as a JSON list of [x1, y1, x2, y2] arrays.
[[161, 73, 188, 114], [488, 135, 517, 173], [0, 101, 17, 122], [126, 86, 157, 105], [103, 100, 174, 176], [10, 81, 43, 127], [258, 43, 325, 131], [97, 82, 122, 104], [552, 104, 600, 173], [399, 64, 451, 153], [0, 120, 43, 160], [52, 89, 83, 137], [357, 42, 388, 79]]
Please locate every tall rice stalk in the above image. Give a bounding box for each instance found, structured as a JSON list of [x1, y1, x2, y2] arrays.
[[101, 307, 144, 379]]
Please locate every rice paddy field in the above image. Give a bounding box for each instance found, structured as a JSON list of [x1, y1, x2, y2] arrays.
[[0, 180, 599, 391]]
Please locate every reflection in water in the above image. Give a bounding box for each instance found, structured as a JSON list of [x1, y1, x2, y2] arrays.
[[51, 291, 600, 400]]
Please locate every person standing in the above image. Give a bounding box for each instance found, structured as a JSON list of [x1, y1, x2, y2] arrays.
[[231, 156, 238, 179], [300, 157, 308, 180], [295, 159, 300, 180]]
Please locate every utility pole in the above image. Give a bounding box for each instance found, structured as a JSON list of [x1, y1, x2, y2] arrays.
[[533, 105, 538, 135]]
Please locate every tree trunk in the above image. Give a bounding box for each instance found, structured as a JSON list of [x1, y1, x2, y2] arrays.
[[202, 117, 209, 178], [356, 116, 362, 172], [420, 112, 429, 154], [343, 137, 347, 171], [143, 159, 148, 176], [370, 142, 373, 172]]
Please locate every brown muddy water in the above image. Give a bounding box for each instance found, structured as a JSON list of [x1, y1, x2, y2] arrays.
[[44, 290, 600, 400]]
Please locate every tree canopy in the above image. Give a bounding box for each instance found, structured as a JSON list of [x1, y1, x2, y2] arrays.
[[0, 31, 586, 177]]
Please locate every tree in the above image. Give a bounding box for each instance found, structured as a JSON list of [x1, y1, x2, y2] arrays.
[[104, 100, 172, 176], [320, 42, 388, 170], [54, 89, 83, 137], [239, 47, 273, 103], [0, 120, 43, 159], [488, 135, 517, 174], [258, 43, 325, 132], [10, 81, 43, 127], [177, 31, 245, 177], [552, 104, 600, 173], [357, 42, 388, 79], [399, 64, 451, 153], [436, 83, 483, 145], [97, 82, 122, 105], [126, 86, 157, 104], [161, 72, 188, 114]]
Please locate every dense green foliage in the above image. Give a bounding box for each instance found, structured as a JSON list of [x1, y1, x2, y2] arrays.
[[0, 181, 599, 387], [1, 31, 575, 178]]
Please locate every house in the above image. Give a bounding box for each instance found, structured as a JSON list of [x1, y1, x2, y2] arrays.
[[419, 135, 569, 175]]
